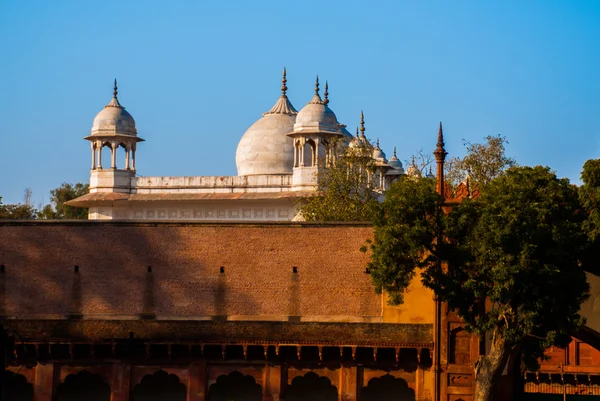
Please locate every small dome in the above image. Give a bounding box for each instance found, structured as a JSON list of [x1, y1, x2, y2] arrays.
[[372, 139, 387, 162], [90, 81, 137, 137], [236, 70, 297, 176], [388, 147, 403, 170], [406, 157, 421, 178], [426, 167, 436, 180], [293, 78, 339, 134]]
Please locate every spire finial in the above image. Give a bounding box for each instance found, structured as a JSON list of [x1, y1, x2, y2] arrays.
[[434, 121, 447, 161], [393, 146, 397, 157], [323, 81, 329, 105], [412, 155, 416, 165], [376, 138, 380, 148], [281, 67, 288, 96], [356, 127, 359, 138], [113, 78, 118, 99], [315, 75, 320, 95], [359, 111, 366, 137]]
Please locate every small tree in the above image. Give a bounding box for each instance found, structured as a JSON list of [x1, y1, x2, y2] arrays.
[[366, 167, 591, 401], [49, 182, 89, 219], [445, 135, 516, 189], [297, 142, 380, 221]]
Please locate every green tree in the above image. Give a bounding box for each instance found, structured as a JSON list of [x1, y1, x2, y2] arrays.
[[366, 167, 591, 401], [0, 192, 37, 219], [445, 135, 516, 190], [0, 198, 36, 219], [48, 182, 89, 219], [297, 142, 380, 221]]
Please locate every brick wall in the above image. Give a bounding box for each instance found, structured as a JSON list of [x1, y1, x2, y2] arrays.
[[0, 222, 381, 321]]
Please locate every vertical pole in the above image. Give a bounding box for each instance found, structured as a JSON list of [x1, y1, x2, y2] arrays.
[[432, 122, 447, 401], [131, 147, 136, 171]]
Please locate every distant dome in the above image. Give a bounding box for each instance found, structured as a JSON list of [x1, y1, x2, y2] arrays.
[[236, 70, 298, 176], [90, 81, 137, 137], [406, 157, 421, 178], [388, 147, 403, 170], [372, 139, 387, 162]]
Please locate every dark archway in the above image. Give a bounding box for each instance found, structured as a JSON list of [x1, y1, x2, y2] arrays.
[[361, 374, 415, 401], [56, 370, 110, 401], [133, 370, 186, 401], [286, 372, 337, 401], [207, 370, 262, 401], [3, 370, 33, 401]]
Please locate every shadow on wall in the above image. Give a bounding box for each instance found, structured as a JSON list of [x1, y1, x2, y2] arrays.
[[286, 372, 338, 401], [208, 371, 262, 401], [56, 370, 110, 401], [3, 370, 33, 401], [133, 370, 186, 401], [361, 374, 415, 401]]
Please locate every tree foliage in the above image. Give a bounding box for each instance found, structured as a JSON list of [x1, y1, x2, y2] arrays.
[[0, 183, 89, 220], [445, 135, 516, 190], [48, 182, 89, 219], [0, 196, 37, 219], [366, 166, 591, 401], [297, 143, 380, 221]]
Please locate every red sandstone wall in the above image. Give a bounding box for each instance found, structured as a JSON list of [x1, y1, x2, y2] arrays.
[[0, 222, 381, 321]]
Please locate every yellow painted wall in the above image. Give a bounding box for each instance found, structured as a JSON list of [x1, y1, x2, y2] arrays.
[[382, 271, 435, 324]]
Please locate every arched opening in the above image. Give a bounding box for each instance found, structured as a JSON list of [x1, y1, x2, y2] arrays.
[[133, 370, 186, 401], [303, 140, 316, 167], [286, 372, 337, 401], [56, 370, 110, 401], [207, 370, 262, 401], [295, 140, 302, 167], [3, 370, 33, 401], [100, 142, 112, 169], [117, 143, 129, 170], [449, 327, 471, 364], [361, 374, 415, 401]]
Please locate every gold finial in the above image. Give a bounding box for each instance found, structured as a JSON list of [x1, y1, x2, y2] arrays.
[[359, 111, 366, 136], [281, 67, 288, 96], [315, 75, 320, 95], [113, 78, 118, 99], [356, 127, 359, 138], [323, 81, 329, 105]]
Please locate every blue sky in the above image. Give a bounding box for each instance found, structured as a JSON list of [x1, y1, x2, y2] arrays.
[[1, 0, 599, 204]]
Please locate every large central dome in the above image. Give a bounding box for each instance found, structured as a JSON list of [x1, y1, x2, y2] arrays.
[[236, 70, 297, 176]]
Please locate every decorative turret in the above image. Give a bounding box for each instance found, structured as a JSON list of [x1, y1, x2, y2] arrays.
[[84, 80, 144, 194], [288, 76, 343, 190]]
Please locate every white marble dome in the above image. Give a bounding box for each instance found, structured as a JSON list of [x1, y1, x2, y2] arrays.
[[90, 88, 137, 137], [293, 90, 339, 134], [236, 89, 298, 176]]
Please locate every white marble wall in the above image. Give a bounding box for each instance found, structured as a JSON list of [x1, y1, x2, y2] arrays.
[[88, 200, 299, 221]]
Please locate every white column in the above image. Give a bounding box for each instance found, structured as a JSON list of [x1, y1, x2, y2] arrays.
[[90, 142, 96, 169], [97, 142, 103, 169], [314, 138, 320, 166], [299, 139, 305, 167], [125, 145, 130, 170], [111, 142, 117, 169]]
